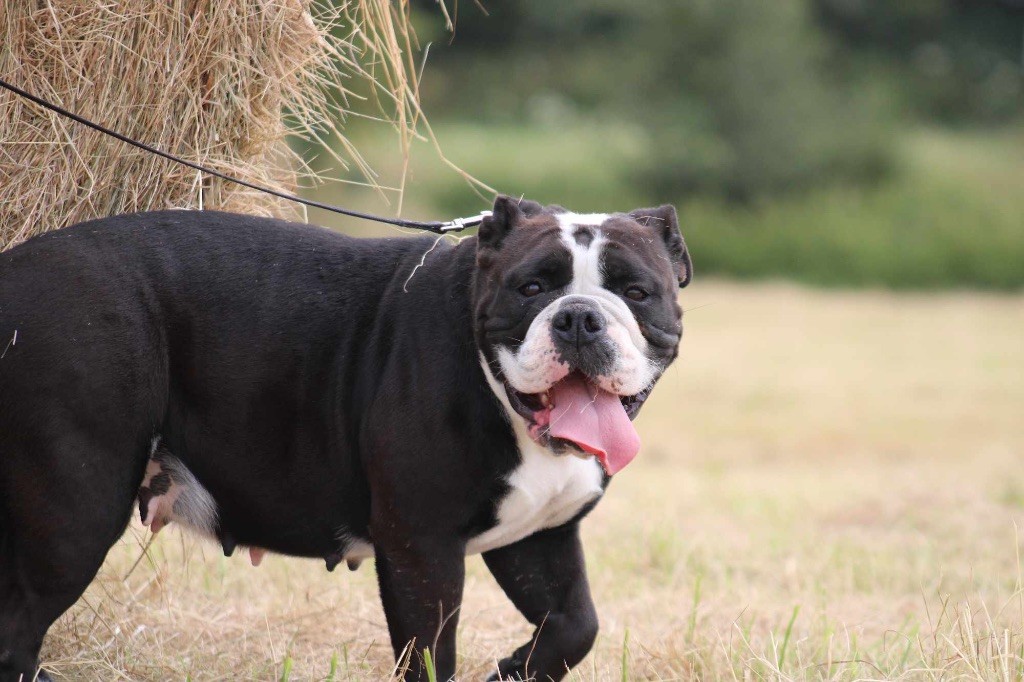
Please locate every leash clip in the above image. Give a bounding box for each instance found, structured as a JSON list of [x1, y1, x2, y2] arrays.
[[439, 211, 491, 233]]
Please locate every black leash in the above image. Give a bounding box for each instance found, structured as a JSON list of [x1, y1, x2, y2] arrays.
[[0, 76, 489, 234]]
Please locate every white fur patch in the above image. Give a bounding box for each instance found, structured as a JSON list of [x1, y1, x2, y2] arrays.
[[562, 222, 607, 295], [469, 358, 604, 555], [336, 528, 376, 561], [141, 450, 219, 537], [494, 301, 570, 394], [556, 212, 609, 228], [344, 540, 376, 561]]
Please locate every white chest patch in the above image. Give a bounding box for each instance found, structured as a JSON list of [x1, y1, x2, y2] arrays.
[[468, 358, 605, 555]]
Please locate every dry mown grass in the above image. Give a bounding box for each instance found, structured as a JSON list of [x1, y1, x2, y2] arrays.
[[41, 280, 1024, 680]]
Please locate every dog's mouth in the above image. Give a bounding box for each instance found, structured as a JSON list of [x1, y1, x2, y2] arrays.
[[503, 372, 649, 475]]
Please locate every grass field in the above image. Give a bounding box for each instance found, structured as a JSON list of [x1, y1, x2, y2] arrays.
[[40, 281, 1024, 680]]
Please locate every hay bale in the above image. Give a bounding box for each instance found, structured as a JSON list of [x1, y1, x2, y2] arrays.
[[0, 0, 419, 250]]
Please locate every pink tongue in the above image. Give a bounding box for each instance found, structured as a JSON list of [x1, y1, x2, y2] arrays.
[[547, 374, 641, 475]]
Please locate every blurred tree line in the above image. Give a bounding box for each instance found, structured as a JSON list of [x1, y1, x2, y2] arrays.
[[410, 0, 1023, 203], [310, 1, 1024, 288]]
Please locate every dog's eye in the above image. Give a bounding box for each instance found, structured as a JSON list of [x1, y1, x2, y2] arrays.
[[519, 281, 543, 297], [624, 286, 648, 302]]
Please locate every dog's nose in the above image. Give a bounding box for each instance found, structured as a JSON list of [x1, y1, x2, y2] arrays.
[[552, 301, 606, 348]]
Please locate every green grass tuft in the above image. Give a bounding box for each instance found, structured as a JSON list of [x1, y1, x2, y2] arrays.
[[279, 654, 293, 682], [423, 647, 438, 682]]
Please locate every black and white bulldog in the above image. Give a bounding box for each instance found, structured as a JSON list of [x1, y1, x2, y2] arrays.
[[0, 196, 690, 681]]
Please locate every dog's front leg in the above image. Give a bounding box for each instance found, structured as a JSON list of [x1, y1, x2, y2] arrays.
[[482, 522, 598, 682], [374, 532, 466, 681]]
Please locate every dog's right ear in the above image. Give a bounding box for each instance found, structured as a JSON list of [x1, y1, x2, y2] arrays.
[[517, 198, 546, 217], [477, 195, 525, 251]]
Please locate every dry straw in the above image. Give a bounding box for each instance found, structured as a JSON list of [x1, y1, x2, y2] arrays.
[[0, 0, 432, 251]]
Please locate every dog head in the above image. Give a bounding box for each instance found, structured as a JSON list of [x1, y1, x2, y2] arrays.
[[473, 195, 691, 475]]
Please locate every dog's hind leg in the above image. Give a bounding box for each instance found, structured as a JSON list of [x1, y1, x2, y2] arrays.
[[0, 550, 63, 682], [0, 435, 145, 682]]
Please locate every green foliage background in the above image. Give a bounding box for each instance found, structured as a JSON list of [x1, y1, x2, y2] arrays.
[[313, 0, 1024, 289]]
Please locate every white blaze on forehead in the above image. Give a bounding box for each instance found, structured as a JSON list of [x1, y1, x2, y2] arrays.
[[556, 212, 609, 228], [556, 213, 609, 296]]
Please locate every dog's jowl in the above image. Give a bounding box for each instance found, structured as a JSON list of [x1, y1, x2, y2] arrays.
[[0, 196, 690, 681]]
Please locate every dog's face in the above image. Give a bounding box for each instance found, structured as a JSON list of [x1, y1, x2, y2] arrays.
[[474, 196, 691, 475]]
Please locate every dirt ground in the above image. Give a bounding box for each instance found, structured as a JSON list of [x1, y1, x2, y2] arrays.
[[40, 280, 1024, 680]]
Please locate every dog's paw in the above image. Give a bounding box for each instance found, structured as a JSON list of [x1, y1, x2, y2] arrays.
[[485, 673, 528, 682], [484, 660, 527, 682]]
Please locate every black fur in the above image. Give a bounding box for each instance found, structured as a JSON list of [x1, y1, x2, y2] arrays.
[[0, 210, 584, 681], [0, 199, 689, 681]]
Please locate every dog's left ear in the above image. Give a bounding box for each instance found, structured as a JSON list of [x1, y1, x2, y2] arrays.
[[478, 195, 525, 251], [630, 205, 692, 288]]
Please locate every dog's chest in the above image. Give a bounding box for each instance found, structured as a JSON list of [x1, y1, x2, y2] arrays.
[[467, 440, 604, 555]]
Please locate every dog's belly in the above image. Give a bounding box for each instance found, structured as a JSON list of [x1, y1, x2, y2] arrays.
[[135, 438, 373, 568], [466, 437, 604, 555], [135, 439, 601, 563]]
